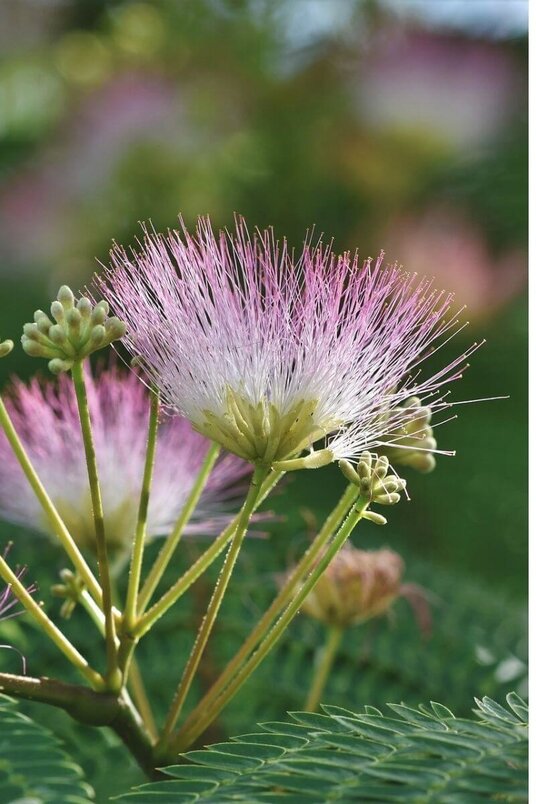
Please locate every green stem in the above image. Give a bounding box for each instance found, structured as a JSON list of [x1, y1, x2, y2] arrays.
[[304, 625, 344, 712], [78, 587, 109, 635], [0, 555, 103, 689], [71, 360, 119, 691], [129, 657, 158, 741], [124, 389, 160, 630], [0, 396, 102, 604], [111, 579, 157, 739], [159, 464, 269, 746], [137, 442, 221, 614], [171, 494, 369, 752], [168, 483, 357, 741], [134, 470, 282, 638]]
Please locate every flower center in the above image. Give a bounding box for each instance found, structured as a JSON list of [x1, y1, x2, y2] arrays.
[[194, 388, 334, 465]]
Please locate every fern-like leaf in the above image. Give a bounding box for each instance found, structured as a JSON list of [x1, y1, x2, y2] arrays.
[[0, 694, 94, 803], [117, 694, 527, 802]]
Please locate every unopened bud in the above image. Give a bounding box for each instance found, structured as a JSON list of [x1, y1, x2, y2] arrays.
[[23, 322, 40, 340], [338, 452, 406, 518], [49, 324, 67, 345], [0, 339, 13, 358], [77, 297, 92, 317], [91, 306, 107, 326], [339, 460, 360, 485], [66, 307, 82, 332], [378, 396, 438, 474], [90, 325, 106, 346], [374, 492, 400, 506], [105, 317, 126, 339], [34, 310, 52, 334], [362, 510, 387, 526], [49, 358, 73, 374], [50, 300, 65, 323], [57, 285, 75, 309]]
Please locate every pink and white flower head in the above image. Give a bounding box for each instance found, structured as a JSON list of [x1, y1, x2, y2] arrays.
[[0, 365, 251, 555], [95, 216, 480, 471]]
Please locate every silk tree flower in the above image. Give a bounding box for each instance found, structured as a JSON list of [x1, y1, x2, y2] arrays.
[[0, 365, 251, 555], [95, 216, 479, 470]]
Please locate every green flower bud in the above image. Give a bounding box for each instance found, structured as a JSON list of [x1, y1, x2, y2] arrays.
[[57, 285, 75, 309], [49, 324, 67, 345], [49, 358, 74, 374], [91, 306, 107, 326], [339, 460, 360, 485], [21, 285, 126, 373], [105, 317, 127, 340], [50, 300, 65, 323], [66, 307, 82, 333], [338, 451, 407, 523], [0, 339, 13, 358], [34, 310, 53, 333], [90, 325, 106, 346], [77, 297, 92, 318], [362, 510, 387, 526], [378, 396, 437, 474]]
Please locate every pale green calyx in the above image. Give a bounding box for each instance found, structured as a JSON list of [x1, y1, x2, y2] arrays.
[[378, 397, 436, 474], [21, 286, 126, 373], [0, 339, 13, 358], [339, 452, 406, 525], [194, 387, 339, 469]]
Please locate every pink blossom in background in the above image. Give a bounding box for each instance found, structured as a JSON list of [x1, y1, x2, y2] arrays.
[[383, 208, 526, 321], [356, 29, 522, 150], [0, 72, 183, 274], [0, 364, 252, 554]]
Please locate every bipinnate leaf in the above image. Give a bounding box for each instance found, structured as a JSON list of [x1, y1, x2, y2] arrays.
[[0, 694, 94, 803], [117, 693, 527, 802]]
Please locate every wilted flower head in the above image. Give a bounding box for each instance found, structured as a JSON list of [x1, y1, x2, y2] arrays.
[[95, 216, 478, 470], [0, 365, 251, 555], [300, 545, 405, 628]]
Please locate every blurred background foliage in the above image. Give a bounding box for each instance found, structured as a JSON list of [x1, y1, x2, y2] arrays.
[[0, 0, 527, 798]]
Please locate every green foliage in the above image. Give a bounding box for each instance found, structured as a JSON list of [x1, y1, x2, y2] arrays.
[[0, 694, 95, 803], [117, 693, 527, 802], [7, 538, 525, 802], [171, 543, 527, 735]]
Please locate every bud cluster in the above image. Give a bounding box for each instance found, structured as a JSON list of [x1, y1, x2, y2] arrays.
[[51, 568, 85, 619], [339, 452, 406, 525], [21, 286, 126, 374], [380, 397, 436, 474], [0, 339, 13, 358]]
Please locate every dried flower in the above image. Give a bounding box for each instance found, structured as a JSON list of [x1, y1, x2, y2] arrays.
[[300, 545, 405, 628], [0, 365, 251, 555], [95, 216, 478, 470]]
